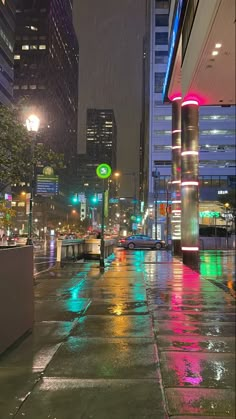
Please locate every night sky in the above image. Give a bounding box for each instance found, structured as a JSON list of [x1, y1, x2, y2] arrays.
[[73, 0, 145, 196]]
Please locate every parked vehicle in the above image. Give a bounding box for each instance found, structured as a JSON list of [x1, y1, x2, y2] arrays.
[[118, 234, 166, 250], [16, 234, 28, 245]]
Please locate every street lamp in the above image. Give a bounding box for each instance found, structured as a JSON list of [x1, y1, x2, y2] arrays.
[[26, 114, 40, 245]]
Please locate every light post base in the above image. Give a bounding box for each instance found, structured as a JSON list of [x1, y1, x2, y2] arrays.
[[26, 238, 34, 246], [99, 258, 105, 272]]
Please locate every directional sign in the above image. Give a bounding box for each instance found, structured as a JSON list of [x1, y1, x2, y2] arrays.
[[96, 163, 112, 179], [36, 174, 59, 196]]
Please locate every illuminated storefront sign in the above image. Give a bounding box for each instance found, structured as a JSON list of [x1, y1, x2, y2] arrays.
[[199, 211, 220, 218]]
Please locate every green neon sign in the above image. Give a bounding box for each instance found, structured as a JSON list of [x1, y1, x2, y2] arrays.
[[96, 163, 112, 179], [199, 211, 220, 218]]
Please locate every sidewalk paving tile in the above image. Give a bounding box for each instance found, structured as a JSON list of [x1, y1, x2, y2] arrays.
[[71, 314, 154, 338], [166, 388, 235, 416], [0, 368, 41, 417], [14, 378, 166, 419], [160, 351, 235, 388], [45, 337, 157, 379]]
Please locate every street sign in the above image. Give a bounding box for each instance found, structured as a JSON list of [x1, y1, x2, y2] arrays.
[[36, 174, 59, 196], [96, 163, 112, 179], [109, 198, 119, 204]]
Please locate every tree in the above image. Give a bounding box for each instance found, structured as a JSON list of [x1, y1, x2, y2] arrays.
[[0, 202, 16, 229], [0, 105, 64, 192]]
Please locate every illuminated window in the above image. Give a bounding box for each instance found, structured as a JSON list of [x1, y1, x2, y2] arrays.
[[14, 54, 21, 60], [21, 85, 28, 90], [22, 45, 29, 50], [201, 129, 235, 135], [39, 45, 46, 50], [13, 85, 20, 90], [30, 45, 38, 50], [25, 25, 38, 31], [29, 85, 37, 89], [154, 129, 172, 135], [154, 115, 171, 121], [201, 114, 235, 120]]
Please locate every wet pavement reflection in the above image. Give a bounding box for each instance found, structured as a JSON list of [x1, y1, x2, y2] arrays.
[[0, 248, 235, 418], [34, 239, 57, 276]]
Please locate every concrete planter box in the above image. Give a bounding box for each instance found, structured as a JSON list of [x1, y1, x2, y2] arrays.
[[0, 246, 34, 355]]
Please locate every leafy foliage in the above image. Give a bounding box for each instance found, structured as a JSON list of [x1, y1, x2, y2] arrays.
[[0, 106, 64, 191], [0, 202, 16, 228]]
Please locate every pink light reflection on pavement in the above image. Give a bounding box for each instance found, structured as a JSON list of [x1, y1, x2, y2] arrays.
[[168, 264, 203, 386]]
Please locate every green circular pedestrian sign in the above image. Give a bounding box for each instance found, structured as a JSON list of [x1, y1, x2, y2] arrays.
[[96, 163, 112, 179]]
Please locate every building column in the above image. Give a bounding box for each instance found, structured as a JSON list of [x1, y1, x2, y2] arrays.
[[171, 97, 182, 255], [181, 100, 199, 271]]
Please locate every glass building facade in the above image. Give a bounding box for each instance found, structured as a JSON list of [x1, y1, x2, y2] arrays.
[[148, 0, 235, 239], [14, 0, 79, 163], [0, 0, 15, 105], [77, 109, 117, 195]]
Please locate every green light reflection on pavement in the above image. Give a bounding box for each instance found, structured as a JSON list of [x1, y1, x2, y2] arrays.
[[200, 253, 223, 278]]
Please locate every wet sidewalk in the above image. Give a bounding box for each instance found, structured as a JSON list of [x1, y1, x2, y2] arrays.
[[0, 249, 235, 418]]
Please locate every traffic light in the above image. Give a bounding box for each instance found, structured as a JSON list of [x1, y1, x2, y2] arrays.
[[136, 215, 142, 223], [72, 194, 78, 204], [91, 195, 98, 204]]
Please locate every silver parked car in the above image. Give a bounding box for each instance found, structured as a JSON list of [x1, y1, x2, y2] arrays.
[[118, 235, 166, 250]]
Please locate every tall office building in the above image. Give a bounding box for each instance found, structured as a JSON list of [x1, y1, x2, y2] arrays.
[[146, 0, 171, 238], [0, 0, 15, 105], [139, 0, 151, 207], [146, 0, 235, 241], [77, 109, 117, 195], [14, 0, 79, 162]]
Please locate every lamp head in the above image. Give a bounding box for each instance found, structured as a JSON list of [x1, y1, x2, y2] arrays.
[[26, 114, 40, 132]]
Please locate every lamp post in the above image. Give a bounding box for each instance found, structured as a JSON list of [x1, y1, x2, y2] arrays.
[[96, 163, 112, 271], [26, 114, 40, 245]]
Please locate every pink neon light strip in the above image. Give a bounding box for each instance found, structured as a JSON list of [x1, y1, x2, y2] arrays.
[[172, 180, 181, 184], [182, 100, 199, 107], [172, 96, 182, 101], [182, 246, 199, 251], [172, 129, 181, 133], [181, 181, 199, 186], [181, 151, 198, 156]]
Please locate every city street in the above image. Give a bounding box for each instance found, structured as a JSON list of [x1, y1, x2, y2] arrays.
[[0, 1, 235, 417], [0, 248, 235, 418]]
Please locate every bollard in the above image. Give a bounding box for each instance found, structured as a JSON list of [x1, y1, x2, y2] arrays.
[[56, 239, 62, 267]]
